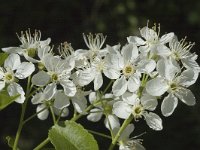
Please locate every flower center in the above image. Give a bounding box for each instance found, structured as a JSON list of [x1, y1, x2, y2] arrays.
[[38, 62, 45, 70], [103, 103, 112, 114], [26, 48, 37, 57], [132, 104, 144, 119], [5, 72, 15, 83], [170, 82, 178, 91], [51, 73, 59, 82], [123, 65, 135, 77]]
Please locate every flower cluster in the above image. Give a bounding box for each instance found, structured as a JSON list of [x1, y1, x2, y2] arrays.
[[1, 24, 199, 150]]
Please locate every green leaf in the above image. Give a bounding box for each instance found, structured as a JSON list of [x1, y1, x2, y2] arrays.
[[0, 52, 8, 66], [48, 121, 99, 150], [0, 90, 20, 110]]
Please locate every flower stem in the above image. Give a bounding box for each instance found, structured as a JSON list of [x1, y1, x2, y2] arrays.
[[108, 115, 134, 150], [13, 76, 31, 150], [87, 129, 112, 139], [33, 137, 50, 150]]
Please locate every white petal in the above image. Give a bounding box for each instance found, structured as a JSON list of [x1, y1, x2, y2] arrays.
[[15, 62, 35, 79], [53, 107, 69, 117], [141, 94, 157, 111], [182, 55, 200, 71], [77, 68, 95, 86], [4, 53, 21, 70], [54, 90, 70, 109], [87, 108, 103, 122], [71, 96, 87, 113], [31, 92, 45, 104], [89, 92, 97, 104], [113, 101, 132, 119], [94, 73, 103, 91], [31, 71, 50, 86], [159, 32, 174, 44], [140, 27, 158, 41], [0, 81, 5, 91], [103, 68, 121, 79], [2, 47, 24, 54], [156, 45, 171, 56], [60, 79, 76, 97], [36, 104, 49, 120], [127, 76, 140, 92], [144, 112, 163, 131], [161, 93, 178, 117], [179, 69, 199, 87], [146, 77, 168, 96], [104, 115, 120, 130], [40, 38, 51, 47], [157, 58, 180, 80], [121, 43, 138, 63], [119, 124, 134, 141], [122, 92, 138, 105], [138, 59, 156, 74], [44, 83, 57, 100], [112, 76, 128, 96], [175, 88, 196, 106], [127, 36, 146, 46], [7, 83, 25, 103]]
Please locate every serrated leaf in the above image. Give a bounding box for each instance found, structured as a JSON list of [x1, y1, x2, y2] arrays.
[[48, 121, 99, 150], [0, 90, 20, 110], [0, 52, 8, 66]]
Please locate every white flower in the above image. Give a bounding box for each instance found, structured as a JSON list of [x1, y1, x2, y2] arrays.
[[0, 53, 35, 103], [113, 92, 162, 131], [146, 58, 199, 116], [87, 92, 120, 130], [169, 36, 200, 71], [106, 43, 142, 96], [75, 33, 107, 62], [127, 23, 174, 57], [115, 124, 146, 150], [32, 54, 76, 96], [2, 29, 51, 63]]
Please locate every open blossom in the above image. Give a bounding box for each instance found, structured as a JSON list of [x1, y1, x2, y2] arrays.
[[146, 58, 199, 116], [113, 92, 162, 131], [2, 29, 51, 63], [105, 43, 155, 96], [0, 53, 35, 103], [169, 36, 200, 71], [127, 23, 174, 57], [87, 92, 120, 130], [32, 53, 76, 97], [115, 124, 145, 150]]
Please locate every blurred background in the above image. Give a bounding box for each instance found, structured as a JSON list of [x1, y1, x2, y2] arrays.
[[0, 0, 200, 149]]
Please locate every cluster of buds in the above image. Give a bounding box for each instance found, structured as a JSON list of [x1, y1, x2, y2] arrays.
[[1, 23, 199, 149]]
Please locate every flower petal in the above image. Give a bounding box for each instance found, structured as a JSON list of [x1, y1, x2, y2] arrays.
[[121, 43, 138, 63], [54, 90, 70, 109], [112, 76, 128, 96], [146, 77, 168, 96], [31, 71, 50, 86], [44, 83, 57, 100], [138, 59, 156, 74], [141, 94, 157, 111], [113, 101, 132, 119], [119, 124, 134, 141], [179, 69, 199, 87], [127, 36, 146, 46], [122, 92, 138, 105], [71, 96, 87, 113], [87, 108, 103, 122], [104, 114, 120, 130], [159, 32, 174, 44], [127, 76, 140, 92], [0, 81, 5, 91], [36, 104, 49, 120], [144, 112, 163, 131], [60, 79, 76, 97], [94, 73, 103, 91], [175, 88, 196, 106], [161, 93, 178, 117], [15, 62, 35, 79], [4, 53, 21, 70], [7, 83, 25, 103], [2, 47, 24, 54]]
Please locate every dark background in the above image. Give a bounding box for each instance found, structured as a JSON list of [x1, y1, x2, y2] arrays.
[[0, 0, 200, 149]]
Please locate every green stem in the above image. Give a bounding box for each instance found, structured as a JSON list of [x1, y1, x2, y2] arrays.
[[108, 115, 134, 150], [71, 104, 94, 121], [87, 129, 112, 139], [23, 106, 49, 125], [13, 76, 31, 150], [50, 105, 56, 124], [102, 80, 113, 95], [33, 138, 50, 150]]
